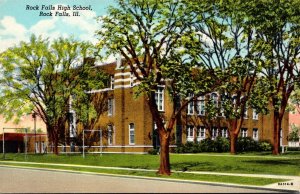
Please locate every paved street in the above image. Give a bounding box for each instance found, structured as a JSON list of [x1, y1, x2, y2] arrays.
[[0, 166, 287, 193]]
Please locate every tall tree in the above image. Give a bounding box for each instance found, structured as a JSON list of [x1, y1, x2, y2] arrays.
[[249, 0, 300, 154], [186, 0, 269, 153], [0, 35, 107, 154], [97, 0, 222, 175]]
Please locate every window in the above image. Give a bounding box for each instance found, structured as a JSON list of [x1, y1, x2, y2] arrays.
[[220, 93, 228, 117], [130, 72, 134, 87], [108, 98, 114, 116], [187, 125, 194, 142], [110, 75, 114, 89], [108, 125, 113, 145], [212, 127, 218, 140], [253, 109, 259, 120], [187, 93, 194, 115], [221, 128, 228, 138], [253, 128, 259, 141], [197, 126, 206, 141], [41, 142, 46, 153], [241, 128, 248, 138], [232, 95, 237, 106], [155, 87, 164, 111], [129, 123, 135, 145], [211, 93, 218, 108], [35, 142, 40, 153], [197, 96, 205, 115], [243, 106, 248, 119]]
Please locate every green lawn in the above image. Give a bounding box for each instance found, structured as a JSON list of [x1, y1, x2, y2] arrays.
[[1, 152, 299, 176]]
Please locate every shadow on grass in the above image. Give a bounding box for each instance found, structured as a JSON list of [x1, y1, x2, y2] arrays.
[[171, 162, 213, 171]]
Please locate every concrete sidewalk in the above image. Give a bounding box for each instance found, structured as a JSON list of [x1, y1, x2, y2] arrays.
[[0, 160, 299, 192]]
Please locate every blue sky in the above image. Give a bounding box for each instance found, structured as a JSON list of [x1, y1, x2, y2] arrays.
[[0, 0, 115, 52]]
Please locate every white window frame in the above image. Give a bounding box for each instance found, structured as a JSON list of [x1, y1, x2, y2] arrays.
[[244, 106, 248, 119], [212, 127, 218, 140], [241, 128, 248, 138], [197, 96, 205, 115], [253, 109, 259, 120], [41, 142, 46, 153], [197, 126, 206, 142], [221, 128, 228, 138], [108, 98, 114, 116], [253, 128, 259, 141], [187, 93, 194, 115], [155, 86, 164, 112], [35, 142, 40, 153], [129, 123, 135, 145], [110, 75, 114, 89], [108, 125, 113, 145], [187, 125, 194, 142]]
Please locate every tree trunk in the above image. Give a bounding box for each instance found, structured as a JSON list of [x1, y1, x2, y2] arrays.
[[230, 132, 237, 154], [53, 133, 59, 155], [157, 130, 171, 175], [272, 112, 280, 155], [48, 125, 59, 155]]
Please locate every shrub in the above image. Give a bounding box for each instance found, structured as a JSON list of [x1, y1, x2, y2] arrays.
[[173, 142, 201, 153], [185, 142, 201, 153], [147, 148, 159, 155], [199, 138, 215, 152], [174, 144, 185, 153], [236, 137, 259, 152], [214, 137, 230, 152], [258, 140, 272, 151], [173, 137, 273, 153]]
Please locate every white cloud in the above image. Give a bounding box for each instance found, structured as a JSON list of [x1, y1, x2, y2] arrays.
[[0, 6, 100, 52], [29, 17, 58, 36], [0, 16, 28, 52]]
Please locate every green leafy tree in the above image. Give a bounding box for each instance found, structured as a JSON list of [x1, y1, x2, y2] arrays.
[[185, 0, 269, 153], [289, 84, 300, 114], [248, 0, 300, 154], [288, 124, 300, 142], [97, 0, 223, 175], [0, 35, 107, 154]]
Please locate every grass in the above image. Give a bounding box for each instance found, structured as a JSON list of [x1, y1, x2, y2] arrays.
[[1, 152, 299, 176], [0, 162, 287, 186]]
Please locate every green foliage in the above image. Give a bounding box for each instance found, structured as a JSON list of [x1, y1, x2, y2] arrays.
[[237, 137, 273, 152], [147, 148, 159, 155], [0, 35, 107, 145], [199, 138, 216, 152], [289, 85, 300, 114], [258, 141, 273, 152], [288, 124, 300, 142], [174, 137, 272, 153], [236, 137, 259, 152], [174, 137, 230, 153], [215, 137, 230, 152]]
